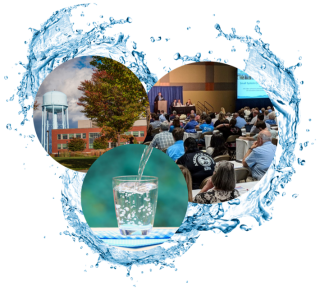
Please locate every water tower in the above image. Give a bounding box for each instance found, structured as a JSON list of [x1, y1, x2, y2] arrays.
[[41, 90, 69, 152]]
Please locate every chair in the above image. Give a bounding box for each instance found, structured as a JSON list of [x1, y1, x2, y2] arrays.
[[199, 176, 212, 190], [213, 154, 231, 163], [151, 128, 160, 136], [200, 131, 213, 140], [197, 131, 212, 149], [143, 141, 151, 146], [235, 167, 250, 182], [225, 135, 239, 160], [272, 138, 278, 146]]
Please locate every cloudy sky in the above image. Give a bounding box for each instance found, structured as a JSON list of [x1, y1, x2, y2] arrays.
[[33, 56, 94, 140]]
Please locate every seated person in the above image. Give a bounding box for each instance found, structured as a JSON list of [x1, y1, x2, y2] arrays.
[[169, 116, 182, 132], [193, 161, 240, 204], [215, 118, 242, 141], [143, 125, 154, 143], [164, 113, 170, 122], [166, 128, 185, 162], [177, 165, 193, 203], [242, 130, 277, 180], [170, 100, 177, 112], [265, 112, 277, 125], [244, 107, 251, 117], [150, 113, 156, 123], [214, 113, 228, 127], [195, 116, 215, 145], [199, 112, 207, 123], [250, 113, 271, 134], [239, 121, 277, 141], [198, 116, 214, 133], [195, 110, 201, 122], [206, 134, 228, 158], [159, 110, 166, 122], [184, 114, 199, 131], [176, 99, 182, 107], [150, 122, 175, 150], [176, 137, 215, 189], [186, 110, 195, 120], [186, 99, 192, 106], [170, 110, 177, 120], [225, 112, 232, 120], [210, 112, 217, 126], [233, 112, 247, 129], [150, 115, 162, 129], [250, 110, 259, 124]]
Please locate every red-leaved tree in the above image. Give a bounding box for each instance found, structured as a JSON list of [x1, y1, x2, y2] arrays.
[[77, 58, 149, 146]]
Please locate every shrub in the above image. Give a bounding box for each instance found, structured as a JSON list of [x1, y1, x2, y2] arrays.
[[93, 136, 108, 149], [67, 138, 86, 152]]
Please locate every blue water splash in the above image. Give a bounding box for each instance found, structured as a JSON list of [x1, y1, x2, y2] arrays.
[[6, 124, 12, 130], [9, 4, 303, 276]]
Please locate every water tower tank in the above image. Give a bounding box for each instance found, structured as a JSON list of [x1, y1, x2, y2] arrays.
[[43, 91, 68, 109], [41, 91, 69, 152]]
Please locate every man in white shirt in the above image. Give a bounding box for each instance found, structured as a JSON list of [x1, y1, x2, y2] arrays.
[[250, 110, 259, 124]]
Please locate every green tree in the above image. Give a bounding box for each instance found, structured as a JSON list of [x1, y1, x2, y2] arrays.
[[77, 57, 150, 146], [93, 136, 108, 149], [68, 138, 86, 152]]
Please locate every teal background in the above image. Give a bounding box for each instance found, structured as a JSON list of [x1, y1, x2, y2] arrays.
[[81, 144, 189, 227]]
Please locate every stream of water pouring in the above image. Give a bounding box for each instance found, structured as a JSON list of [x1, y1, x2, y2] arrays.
[[137, 144, 153, 183]]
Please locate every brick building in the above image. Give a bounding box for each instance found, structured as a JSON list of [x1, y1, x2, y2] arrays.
[[51, 119, 147, 154]]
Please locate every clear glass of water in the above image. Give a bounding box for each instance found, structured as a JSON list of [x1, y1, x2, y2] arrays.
[[112, 176, 158, 236]]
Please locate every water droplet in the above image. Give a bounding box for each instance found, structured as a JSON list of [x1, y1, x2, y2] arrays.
[[80, 246, 83, 249], [231, 28, 236, 34], [282, 192, 286, 196], [150, 37, 155, 42], [165, 38, 170, 41], [99, 15, 103, 18], [213, 14, 215, 16], [132, 42, 137, 49], [217, 58, 221, 62], [150, 269, 152, 272], [292, 194, 299, 198], [87, 22, 90, 26], [208, 50, 213, 54], [256, 20, 260, 24], [80, 12, 84, 17], [231, 46, 236, 52], [297, 62, 302, 67], [24, 41, 27, 44], [254, 25, 262, 35], [126, 17, 132, 23], [224, 59, 228, 63], [304, 141, 309, 147], [299, 143, 303, 151], [261, 63, 266, 69], [299, 56, 302, 60], [306, 129, 310, 132], [173, 53, 181, 60], [55, 27, 60, 32], [187, 27, 191, 30], [6, 124, 12, 130], [4, 76, 8, 80], [86, 253, 88, 255], [309, 119, 311, 121], [300, 81, 304, 85], [130, 277, 133, 280], [44, 236, 46, 238], [240, 224, 251, 231], [186, 281, 188, 283], [157, 36, 161, 41]]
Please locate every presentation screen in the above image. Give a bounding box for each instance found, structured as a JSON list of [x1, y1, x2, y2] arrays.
[[237, 69, 269, 99]]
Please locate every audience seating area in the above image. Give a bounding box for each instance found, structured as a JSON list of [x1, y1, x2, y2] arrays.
[[144, 105, 278, 204]]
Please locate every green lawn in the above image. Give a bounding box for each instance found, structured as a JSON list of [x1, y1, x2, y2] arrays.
[[53, 157, 99, 171]]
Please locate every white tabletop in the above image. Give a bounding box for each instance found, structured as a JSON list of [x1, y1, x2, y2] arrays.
[[229, 160, 244, 168], [183, 131, 202, 141]]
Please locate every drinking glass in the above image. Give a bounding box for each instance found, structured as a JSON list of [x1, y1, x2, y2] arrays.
[[112, 176, 158, 235]]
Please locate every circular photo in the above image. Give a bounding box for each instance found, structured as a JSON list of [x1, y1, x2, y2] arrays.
[[81, 144, 189, 250], [146, 61, 278, 204], [33, 56, 150, 172]]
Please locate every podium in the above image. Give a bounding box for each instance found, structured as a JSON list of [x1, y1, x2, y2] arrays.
[[154, 100, 167, 113]]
